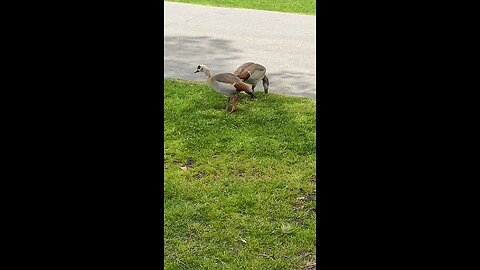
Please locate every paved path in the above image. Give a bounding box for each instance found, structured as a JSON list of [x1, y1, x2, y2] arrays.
[[164, 2, 316, 98]]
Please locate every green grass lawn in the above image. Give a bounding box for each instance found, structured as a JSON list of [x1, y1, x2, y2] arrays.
[[165, 0, 316, 15], [164, 79, 316, 269]]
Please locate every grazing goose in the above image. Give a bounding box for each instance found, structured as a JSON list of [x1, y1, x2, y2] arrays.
[[234, 62, 270, 94], [194, 65, 256, 112]]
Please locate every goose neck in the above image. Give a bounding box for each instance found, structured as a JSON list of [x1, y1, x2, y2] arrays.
[[204, 69, 212, 78]]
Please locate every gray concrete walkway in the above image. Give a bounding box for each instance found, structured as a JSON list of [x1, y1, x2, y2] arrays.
[[164, 2, 316, 98]]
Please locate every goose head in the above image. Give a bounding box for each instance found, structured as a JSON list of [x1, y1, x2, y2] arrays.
[[262, 75, 269, 94], [194, 65, 212, 77]]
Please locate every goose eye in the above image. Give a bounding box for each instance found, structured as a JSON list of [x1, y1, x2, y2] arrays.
[[197, 65, 201, 69]]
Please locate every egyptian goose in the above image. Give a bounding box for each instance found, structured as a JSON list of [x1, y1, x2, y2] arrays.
[[234, 62, 270, 94], [194, 65, 256, 112]]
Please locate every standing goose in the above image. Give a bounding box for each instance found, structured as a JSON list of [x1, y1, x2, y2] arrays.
[[194, 65, 256, 112], [234, 62, 270, 94]]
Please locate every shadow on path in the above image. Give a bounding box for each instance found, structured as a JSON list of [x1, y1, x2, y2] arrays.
[[164, 35, 243, 81], [164, 35, 316, 99], [268, 70, 316, 99]]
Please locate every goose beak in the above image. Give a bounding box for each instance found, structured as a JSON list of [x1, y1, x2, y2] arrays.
[[194, 70, 199, 73]]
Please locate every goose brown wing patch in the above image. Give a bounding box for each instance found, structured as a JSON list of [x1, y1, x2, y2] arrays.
[[213, 73, 242, 84], [233, 82, 252, 93], [237, 70, 251, 80], [245, 64, 266, 73], [234, 62, 255, 75]]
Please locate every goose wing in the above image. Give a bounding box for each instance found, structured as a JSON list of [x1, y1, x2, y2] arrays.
[[234, 62, 255, 76], [235, 63, 266, 81], [213, 73, 252, 92]]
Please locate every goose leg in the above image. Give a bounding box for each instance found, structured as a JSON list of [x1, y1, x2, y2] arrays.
[[225, 97, 231, 111], [231, 95, 237, 112], [251, 85, 255, 92]]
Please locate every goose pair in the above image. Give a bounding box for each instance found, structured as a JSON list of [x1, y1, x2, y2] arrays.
[[194, 63, 269, 113], [234, 62, 269, 94]]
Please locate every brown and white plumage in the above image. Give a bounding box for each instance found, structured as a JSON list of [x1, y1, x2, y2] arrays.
[[234, 62, 269, 94], [194, 65, 256, 112]]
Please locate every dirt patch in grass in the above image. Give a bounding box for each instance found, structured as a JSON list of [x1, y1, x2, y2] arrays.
[[182, 157, 194, 168], [298, 191, 316, 202], [194, 172, 207, 179], [180, 157, 195, 171], [237, 169, 246, 177], [304, 260, 316, 270], [293, 191, 316, 212]]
